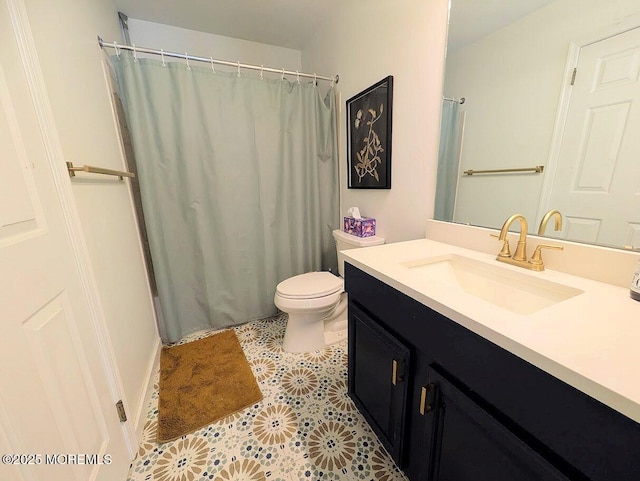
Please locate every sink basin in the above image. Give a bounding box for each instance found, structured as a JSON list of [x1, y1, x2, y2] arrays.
[[402, 254, 584, 315]]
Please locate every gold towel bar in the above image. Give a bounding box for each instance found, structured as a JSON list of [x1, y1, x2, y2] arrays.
[[66, 161, 135, 180], [463, 165, 544, 176]]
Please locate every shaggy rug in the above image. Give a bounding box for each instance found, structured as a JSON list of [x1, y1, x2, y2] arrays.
[[157, 329, 262, 442]]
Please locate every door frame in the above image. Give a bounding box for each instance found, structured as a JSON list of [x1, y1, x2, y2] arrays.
[[536, 13, 640, 229], [6, 0, 137, 457]]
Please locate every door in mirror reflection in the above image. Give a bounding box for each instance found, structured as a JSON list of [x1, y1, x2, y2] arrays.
[[544, 27, 640, 248]]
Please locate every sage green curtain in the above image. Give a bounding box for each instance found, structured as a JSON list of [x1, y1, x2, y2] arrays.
[[113, 53, 338, 343], [434, 100, 461, 222]]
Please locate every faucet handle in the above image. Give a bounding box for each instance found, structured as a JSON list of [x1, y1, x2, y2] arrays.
[[490, 233, 511, 258], [530, 244, 564, 268]]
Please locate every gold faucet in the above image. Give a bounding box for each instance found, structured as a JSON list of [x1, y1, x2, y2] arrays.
[[498, 214, 529, 265], [493, 213, 563, 271], [538, 209, 562, 235]]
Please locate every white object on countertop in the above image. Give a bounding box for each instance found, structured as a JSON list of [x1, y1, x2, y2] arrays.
[[347, 207, 362, 219], [630, 259, 640, 301]]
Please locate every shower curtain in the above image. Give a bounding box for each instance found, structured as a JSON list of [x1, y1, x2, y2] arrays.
[[113, 53, 339, 343], [434, 100, 461, 222]]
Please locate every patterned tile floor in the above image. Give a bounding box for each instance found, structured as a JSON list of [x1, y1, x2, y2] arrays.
[[127, 314, 407, 481]]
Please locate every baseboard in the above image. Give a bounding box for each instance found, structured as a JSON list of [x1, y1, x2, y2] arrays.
[[134, 337, 161, 441]]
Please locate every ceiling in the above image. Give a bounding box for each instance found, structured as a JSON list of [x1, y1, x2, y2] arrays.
[[113, 0, 557, 52], [448, 0, 555, 52], [112, 0, 343, 50]]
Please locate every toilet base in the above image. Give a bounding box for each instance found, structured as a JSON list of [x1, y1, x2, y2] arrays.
[[324, 318, 347, 346], [282, 294, 348, 353], [282, 311, 327, 352]]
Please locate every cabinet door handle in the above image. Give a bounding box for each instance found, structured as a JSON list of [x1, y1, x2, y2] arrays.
[[392, 359, 398, 385], [420, 384, 435, 415], [391, 359, 406, 385]]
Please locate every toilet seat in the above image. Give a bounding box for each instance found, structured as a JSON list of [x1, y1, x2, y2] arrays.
[[276, 271, 343, 300]]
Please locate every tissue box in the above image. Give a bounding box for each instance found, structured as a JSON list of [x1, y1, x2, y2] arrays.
[[343, 216, 376, 237]]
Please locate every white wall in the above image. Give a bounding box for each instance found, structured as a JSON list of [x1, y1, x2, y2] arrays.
[[127, 18, 302, 74], [445, 0, 640, 231], [24, 0, 159, 432], [302, 0, 450, 243]]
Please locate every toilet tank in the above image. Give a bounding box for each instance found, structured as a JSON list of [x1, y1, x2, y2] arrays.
[[332, 229, 385, 277]]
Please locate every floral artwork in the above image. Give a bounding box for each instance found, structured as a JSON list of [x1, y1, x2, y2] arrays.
[[347, 76, 393, 188], [354, 105, 384, 182]]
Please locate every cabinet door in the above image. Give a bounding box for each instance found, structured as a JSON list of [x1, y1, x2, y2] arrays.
[[348, 302, 411, 466], [421, 366, 572, 481]]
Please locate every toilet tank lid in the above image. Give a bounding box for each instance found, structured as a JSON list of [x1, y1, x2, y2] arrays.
[[332, 229, 385, 246]]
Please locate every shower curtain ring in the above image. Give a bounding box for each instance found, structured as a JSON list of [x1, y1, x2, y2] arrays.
[[236, 61, 241, 77], [281, 68, 285, 81], [113, 41, 120, 57], [161, 49, 166, 67], [260, 65, 264, 80], [132, 44, 137, 62], [185, 54, 191, 70], [296, 70, 300, 84], [210, 57, 215, 73], [314, 73, 317, 86]]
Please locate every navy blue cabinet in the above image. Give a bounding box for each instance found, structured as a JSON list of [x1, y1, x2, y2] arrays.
[[348, 302, 411, 466], [345, 263, 640, 481], [420, 365, 571, 481]]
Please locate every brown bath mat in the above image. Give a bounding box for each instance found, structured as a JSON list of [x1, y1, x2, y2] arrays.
[[157, 329, 262, 442]]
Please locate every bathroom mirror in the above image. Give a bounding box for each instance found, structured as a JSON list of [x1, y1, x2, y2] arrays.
[[436, 0, 640, 250]]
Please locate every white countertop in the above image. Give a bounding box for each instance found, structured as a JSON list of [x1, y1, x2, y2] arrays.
[[342, 238, 640, 424]]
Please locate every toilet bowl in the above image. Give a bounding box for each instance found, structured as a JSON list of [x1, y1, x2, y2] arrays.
[[275, 271, 344, 352], [274, 229, 385, 352]]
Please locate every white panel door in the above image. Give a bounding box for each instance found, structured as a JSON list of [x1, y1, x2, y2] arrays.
[[547, 27, 640, 248], [0, 1, 129, 480]]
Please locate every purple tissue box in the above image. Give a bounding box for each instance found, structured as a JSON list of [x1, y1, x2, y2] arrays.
[[343, 216, 376, 237]]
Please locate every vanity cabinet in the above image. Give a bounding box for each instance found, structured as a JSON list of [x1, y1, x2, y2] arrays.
[[348, 302, 411, 465], [345, 263, 640, 481], [419, 365, 570, 481]]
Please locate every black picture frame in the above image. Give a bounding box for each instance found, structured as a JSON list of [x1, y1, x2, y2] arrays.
[[346, 76, 393, 189]]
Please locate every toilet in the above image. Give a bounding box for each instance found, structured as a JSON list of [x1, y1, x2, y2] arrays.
[[274, 229, 385, 352]]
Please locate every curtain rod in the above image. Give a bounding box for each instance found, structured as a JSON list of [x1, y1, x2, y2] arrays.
[[97, 36, 339, 84], [443, 96, 465, 104]]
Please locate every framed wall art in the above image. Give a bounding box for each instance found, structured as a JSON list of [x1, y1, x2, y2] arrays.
[[346, 76, 393, 189]]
